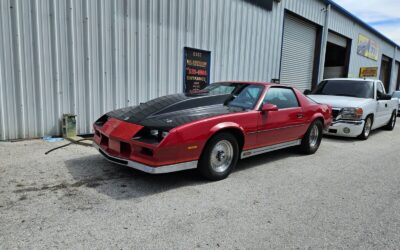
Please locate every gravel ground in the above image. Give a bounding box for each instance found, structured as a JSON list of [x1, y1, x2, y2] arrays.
[[1, 126, 400, 249]]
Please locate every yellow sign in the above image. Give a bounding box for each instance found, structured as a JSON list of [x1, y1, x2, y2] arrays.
[[357, 34, 379, 61], [359, 67, 378, 77]]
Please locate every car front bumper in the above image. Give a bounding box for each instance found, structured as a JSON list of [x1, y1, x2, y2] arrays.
[[93, 143, 197, 174], [324, 120, 365, 138]]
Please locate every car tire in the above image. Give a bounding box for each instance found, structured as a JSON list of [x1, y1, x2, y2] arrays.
[[383, 111, 397, 130], [198, 132, 239, 181], [299, 119, 323, 155], [358, 115, 373, 140]]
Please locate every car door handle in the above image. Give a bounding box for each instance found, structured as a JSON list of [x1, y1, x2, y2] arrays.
[[297, 113, 304, 118], [385, 103, 388, 108]]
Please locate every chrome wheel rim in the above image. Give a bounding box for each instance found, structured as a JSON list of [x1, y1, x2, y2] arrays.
[[210, 140, 233, 173], [309, 124, 319, 148], [364, 118, 372, 137]]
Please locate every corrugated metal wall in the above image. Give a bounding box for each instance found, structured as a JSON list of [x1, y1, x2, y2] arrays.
[[0, 0, 399, 140], [328, 8, 399, 85], [0, 0, 289, 140]]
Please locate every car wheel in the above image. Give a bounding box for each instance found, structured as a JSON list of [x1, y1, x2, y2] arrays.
[[198, 132, 239, 181], [358, 116, 372, 140], [299, 119, 323, 154], [383, 111, 397, 130]]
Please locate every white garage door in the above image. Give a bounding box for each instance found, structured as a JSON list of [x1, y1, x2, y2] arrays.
[[280, 15, 317, 90], [328, 32, 347, 47]]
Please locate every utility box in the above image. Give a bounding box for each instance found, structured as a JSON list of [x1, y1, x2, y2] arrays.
[[62, 114, 77, 138]]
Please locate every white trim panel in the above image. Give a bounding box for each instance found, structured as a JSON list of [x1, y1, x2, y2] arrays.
[[241, 139, 301, 159]]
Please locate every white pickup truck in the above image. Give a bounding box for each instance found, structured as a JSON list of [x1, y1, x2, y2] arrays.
[[306, 78, 398, 140]]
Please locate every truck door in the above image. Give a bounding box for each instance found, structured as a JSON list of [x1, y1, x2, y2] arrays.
[[375, 81, 391, 128]]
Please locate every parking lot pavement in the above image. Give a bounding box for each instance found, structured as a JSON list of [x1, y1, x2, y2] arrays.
[[1, 126, 400, 249]]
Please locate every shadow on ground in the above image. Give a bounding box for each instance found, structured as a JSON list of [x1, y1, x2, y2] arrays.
[[61, 129, 389, 200], [323, 128, 386, 142], [64, 147, 301, 200]]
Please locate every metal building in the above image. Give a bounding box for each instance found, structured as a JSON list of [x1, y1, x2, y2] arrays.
[[1, 0, 399, 140]]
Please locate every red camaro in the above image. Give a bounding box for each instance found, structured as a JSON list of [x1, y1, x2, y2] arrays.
[[93, 82, 332, 180]]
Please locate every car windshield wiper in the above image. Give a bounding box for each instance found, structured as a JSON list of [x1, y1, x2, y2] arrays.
[[333, 94, 358, 97]]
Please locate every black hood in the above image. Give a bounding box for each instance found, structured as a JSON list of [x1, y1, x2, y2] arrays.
[[106, 93, 243, 130]]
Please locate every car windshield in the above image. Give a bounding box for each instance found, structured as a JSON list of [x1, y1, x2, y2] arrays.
[[203, 82, 243, 95], [392, 91, 400, 98], [199, 82, 264, 110], [312, 80, 374, 99]]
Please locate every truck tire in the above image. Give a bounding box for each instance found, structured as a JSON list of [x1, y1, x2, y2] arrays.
[[299, 119, 323, 154], [383, 111, 397, 130], [198, 132, 239, 181], [358, 116, 373, 140]]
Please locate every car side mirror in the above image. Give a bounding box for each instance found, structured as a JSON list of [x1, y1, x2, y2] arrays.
[[378, 93, 391, 100], [261, 103, 278, 112], [303, 89, 311, 95]]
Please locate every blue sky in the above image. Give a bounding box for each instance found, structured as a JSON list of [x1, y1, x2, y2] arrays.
[[333, 0, 400, 44]]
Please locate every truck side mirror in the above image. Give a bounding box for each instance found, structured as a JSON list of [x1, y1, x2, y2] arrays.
[[378, 94, 392, 100], [303, 89, 311, 95]]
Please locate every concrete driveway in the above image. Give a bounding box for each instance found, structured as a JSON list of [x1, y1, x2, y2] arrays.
[[1, 126, 400, 249]]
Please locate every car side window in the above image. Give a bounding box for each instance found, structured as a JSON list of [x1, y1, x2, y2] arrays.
[[376, 82, 385, 98], [263, 88, 299, 109]]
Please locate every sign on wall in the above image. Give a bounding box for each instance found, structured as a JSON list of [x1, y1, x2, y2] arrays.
[[183, 47, 211, 93], [359, 67, 378, 78], [357, 34, 379, 61]]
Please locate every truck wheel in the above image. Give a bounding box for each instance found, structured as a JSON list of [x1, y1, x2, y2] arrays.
[[198, 132, 239, 181], [383, 111, 397, 130], [358, 116, 372, 140], [299, 119, 323, 154]]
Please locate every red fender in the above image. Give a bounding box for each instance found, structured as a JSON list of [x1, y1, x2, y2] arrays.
[[209, 122, 245, 136]]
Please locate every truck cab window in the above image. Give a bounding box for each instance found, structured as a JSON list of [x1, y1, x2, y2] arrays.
[[376, 82, 385, 98]]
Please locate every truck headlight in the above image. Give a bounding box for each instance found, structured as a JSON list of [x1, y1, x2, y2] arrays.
[[340, 107, 363, 120]]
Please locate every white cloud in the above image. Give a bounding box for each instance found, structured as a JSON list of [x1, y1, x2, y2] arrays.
[[333, 0, 400, 44]]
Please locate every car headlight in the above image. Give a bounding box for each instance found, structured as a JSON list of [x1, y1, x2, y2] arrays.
[[150, 129, 159, 136], [150, 129, 169, 138], [161, 131, 169, 138], [340, 107, 363, 120]]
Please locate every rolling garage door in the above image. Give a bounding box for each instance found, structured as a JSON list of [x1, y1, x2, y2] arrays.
[[280, 14, 317, 90], [328, 32, 347, 47]]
